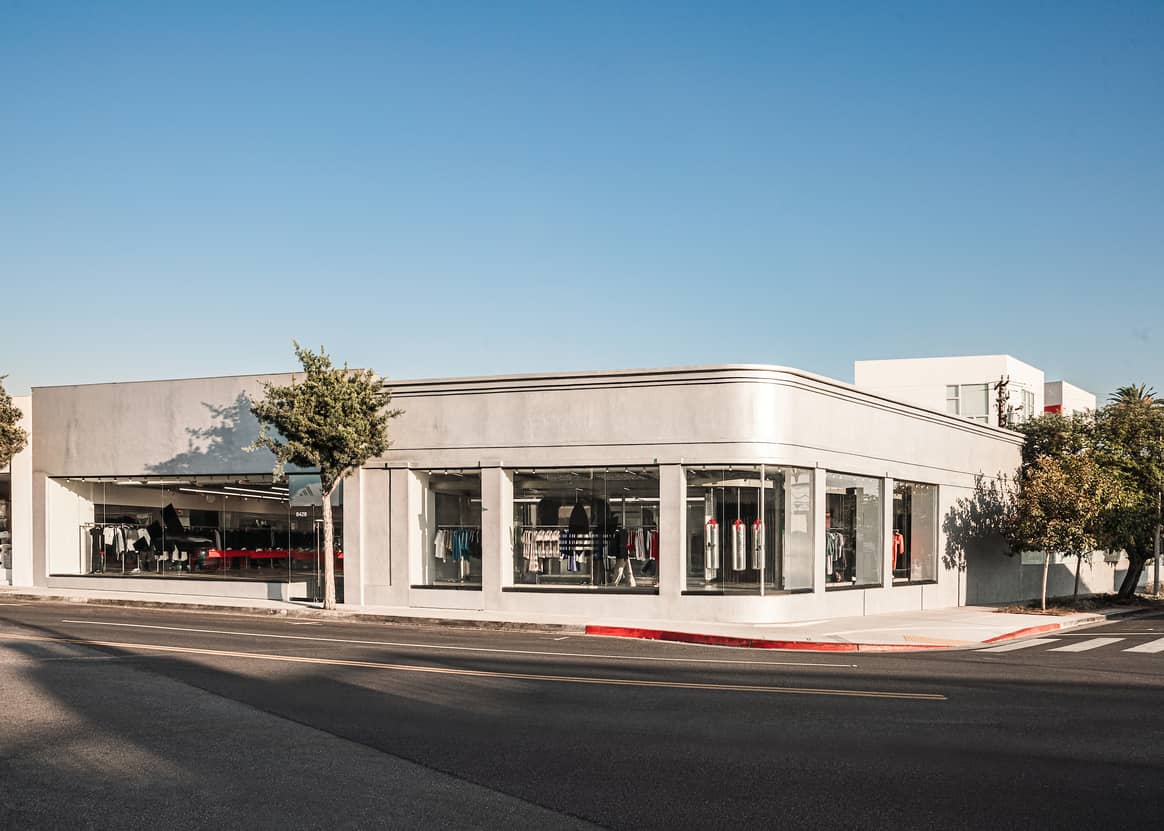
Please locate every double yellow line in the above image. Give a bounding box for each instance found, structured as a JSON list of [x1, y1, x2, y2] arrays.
[[0, 632, 947, 701]]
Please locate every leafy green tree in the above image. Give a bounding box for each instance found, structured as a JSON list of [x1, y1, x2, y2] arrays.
[[1095, 387, 1164, 598], [249, 343, 402, 609], [0, 375, 28, 469], [1010, 451, 1123, 609]]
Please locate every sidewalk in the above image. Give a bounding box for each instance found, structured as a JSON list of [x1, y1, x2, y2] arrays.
[[0, 585, 1148, 652]]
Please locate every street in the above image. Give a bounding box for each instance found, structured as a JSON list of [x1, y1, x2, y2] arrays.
[[1, 601, 1161, 830]]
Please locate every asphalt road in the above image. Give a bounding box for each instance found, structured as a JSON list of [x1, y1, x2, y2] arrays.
[[1, 601, 1161, 830]]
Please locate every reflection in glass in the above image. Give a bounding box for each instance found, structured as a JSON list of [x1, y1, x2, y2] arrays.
[[893, 481, 938, 583], [825, 472, 883, 588], [685, 466, 813, 593], [512, 468, 660, 590], [422, 470, 483, 587]]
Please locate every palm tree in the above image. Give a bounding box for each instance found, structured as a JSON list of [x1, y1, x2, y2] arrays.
[[1108, 384, 1162, 407]]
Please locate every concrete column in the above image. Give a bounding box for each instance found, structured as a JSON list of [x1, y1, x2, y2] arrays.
[[10, 398, 33, 587], [480, 466, 513, 610], [658, 464, 685, 596], [883, 476, 895, 589], [389, 468, 424, 597], [812, 467, 826, 596], [340, 469, 364, 606]]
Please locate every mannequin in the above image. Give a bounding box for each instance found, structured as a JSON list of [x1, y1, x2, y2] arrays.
[[611, 517, 637, 587]]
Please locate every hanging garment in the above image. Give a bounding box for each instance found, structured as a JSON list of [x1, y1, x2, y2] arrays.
[[632, 529, 646, 561], [704, 519, 720, 570], [647, 529, 659, 560], [732, 519, 747, 571], [434, 529, 447, 561], [893, 531, 906, 570], [751, 519, 764, 570]]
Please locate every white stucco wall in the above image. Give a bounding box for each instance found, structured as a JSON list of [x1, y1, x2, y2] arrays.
[[22, 364, 1032, 621], [342, 365, 1023, 622], [854, 355, 1045, 428], [31, 373, 298, 477], [1044, 380, 1097, 415]]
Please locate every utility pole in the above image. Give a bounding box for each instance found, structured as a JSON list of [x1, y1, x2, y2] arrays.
[[994, 375, 1010, 428]]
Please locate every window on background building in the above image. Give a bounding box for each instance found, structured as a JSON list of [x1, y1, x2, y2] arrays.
[[685, 465, 813, 594], [891, 481, 938, 584], [825, 472, 883, 589], [422, 470, 482, 588], [1022, 389, 1035, 421], [960, 383, 990, 424], [512, 467, 659, 590], [945, 385, 960, 415]]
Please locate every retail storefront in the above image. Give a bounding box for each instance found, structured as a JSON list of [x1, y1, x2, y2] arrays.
[[13, 365, 1027, 621]]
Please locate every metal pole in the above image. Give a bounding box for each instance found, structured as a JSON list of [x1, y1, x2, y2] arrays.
[[1154, 489, 1161, 596], [759, 465, 765, 598]]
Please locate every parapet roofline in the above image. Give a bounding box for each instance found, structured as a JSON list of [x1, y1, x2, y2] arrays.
[[28, 362, 1025, 440], [388, 363, 1026, 440]]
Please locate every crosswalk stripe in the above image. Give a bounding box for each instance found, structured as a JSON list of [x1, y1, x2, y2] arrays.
[[981, 638, 1059, 652], [1123, 637, 1164, 654], [1049, 637, 1123, 652]]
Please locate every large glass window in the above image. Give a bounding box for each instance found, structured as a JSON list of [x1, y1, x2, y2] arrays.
[[685, 466, 813, 593], [960, 383, 990, 424], [422, 470, 482, 588], [512, 467, 659, 590], [0, 473, 11, 571], [892, 481, 938, 584], [825, 472, 883, 589], [945, 385, 960, 415], [61, 475, 342, 601]]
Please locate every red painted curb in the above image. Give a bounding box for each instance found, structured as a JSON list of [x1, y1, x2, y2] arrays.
[[981, 614, 1101, 644], [583, 625, 948, 652]]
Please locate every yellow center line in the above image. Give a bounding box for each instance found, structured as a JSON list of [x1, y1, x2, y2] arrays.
[[0, 633, 946, 701]]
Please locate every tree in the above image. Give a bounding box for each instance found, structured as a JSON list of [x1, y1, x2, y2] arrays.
[[1109, 384, 1160, 407], [249, 343, 402, 610], [0, 375, 28, 469], [1095, 387, 1164, 599], [1010, 451, 1122, 609]]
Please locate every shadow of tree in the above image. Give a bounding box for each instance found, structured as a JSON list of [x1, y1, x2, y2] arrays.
[[943, 474, 1015, 572], [146, 393, 276, 476]]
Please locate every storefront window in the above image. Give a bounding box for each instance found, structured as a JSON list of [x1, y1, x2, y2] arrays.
[[0, 474, 11, 571], [512, 467, 659, 590], [892, 481, 938, 583], [421, 470, 482, 588], [685, 466, 813, 593], [825, 472, 883, 589], [60, 475, 342, 600]]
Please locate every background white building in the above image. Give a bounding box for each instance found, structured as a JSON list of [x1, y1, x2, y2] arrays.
[[853, 355, 1095, 428]]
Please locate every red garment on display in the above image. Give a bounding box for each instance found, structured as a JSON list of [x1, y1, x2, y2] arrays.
[[892, 532, 905, 570]]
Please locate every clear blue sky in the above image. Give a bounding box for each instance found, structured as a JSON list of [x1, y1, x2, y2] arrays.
[[2, 1, 1161, 399]]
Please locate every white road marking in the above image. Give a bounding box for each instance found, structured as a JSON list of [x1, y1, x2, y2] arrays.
[[57, 619, 857, 668], [1, 633, 943, 701], [1123, 637, 1164, 654], [981, 638, 1059, 652], [1049, 637, 1123, 652]]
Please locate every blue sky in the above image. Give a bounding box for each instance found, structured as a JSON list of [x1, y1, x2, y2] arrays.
[[2, 1, 1161, 399]]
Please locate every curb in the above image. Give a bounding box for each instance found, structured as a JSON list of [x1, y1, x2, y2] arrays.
[[0, 592, 587, 635], [981, 605, 1157, 644], [583, 625, 950, 652]]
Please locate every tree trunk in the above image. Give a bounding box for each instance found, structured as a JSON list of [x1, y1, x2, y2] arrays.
[[1041, 552, 1050, 611], [1072, 554, 1082, 603], [1117, 551, 1146, 600], [321, 484, 336, 611]]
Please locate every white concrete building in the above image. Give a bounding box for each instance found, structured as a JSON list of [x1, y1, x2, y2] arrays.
[[1044, 380, 1097, 416], [854, 355, 1095, 428], [0, 364, 1130, 618]]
